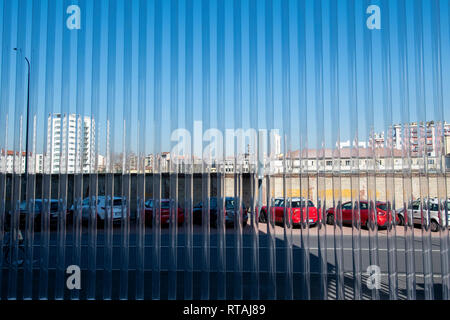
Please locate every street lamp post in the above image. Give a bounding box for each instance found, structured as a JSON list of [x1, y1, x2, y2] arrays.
[[14, 48, 31, 176]]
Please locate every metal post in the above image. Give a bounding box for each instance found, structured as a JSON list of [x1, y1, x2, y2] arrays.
[[13, 48, 30, 177]]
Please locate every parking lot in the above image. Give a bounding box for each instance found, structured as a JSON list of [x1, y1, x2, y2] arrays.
[[2, 220, 447, 300]]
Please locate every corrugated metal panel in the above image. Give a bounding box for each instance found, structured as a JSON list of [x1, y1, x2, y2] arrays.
[[0, 0, 449, 300]]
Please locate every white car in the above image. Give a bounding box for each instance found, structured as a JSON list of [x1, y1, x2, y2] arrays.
[[70, 196, 125, 226], [397, 198, 450, 232]]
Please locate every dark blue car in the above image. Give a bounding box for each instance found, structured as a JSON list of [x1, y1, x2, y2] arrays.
[[7, 199, 70, 230], [193, 197, 248, 228]]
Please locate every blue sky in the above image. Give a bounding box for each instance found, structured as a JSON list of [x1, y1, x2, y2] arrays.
[[0, 0, 449, 157]]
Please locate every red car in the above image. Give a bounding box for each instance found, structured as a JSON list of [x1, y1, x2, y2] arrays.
[[144, 199, 184, 226], [325, 200, 399, 228], [258, 197, 318, 227]]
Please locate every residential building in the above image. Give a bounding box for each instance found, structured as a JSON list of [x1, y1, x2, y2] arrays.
[[48, 113, 95, 174]]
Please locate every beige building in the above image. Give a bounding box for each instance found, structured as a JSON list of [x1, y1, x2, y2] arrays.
[[446, 134, 450, 156]]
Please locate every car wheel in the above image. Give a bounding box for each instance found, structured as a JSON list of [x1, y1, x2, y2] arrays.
[[326, 214, 334, 225], [259, 210, 267, 223], [193, 214, 201, 225], [397, 215, 405, 226], [34, 217, 42, 231], [97, 218, 105, 228], [431, 220, 439, 232]]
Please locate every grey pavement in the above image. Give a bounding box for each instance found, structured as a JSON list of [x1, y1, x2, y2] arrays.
[[1, 223, 448, 299]]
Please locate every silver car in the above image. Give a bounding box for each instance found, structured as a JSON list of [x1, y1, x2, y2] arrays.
[[70, 196, 125, 226], [397, 198, 450, 232]]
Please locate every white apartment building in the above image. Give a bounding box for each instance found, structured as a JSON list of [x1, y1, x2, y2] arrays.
[[0, 113, 97, 174], [1, 151, 43, 174], [49, 113, 95, 174], [392, 121, 450, 157], [3, 151, 25, 173], [35, 153, 43, 173], [272, 132, 281, 156], [445, 126, 450, 156]]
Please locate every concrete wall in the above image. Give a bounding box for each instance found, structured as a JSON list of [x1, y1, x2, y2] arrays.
[[2, 173, 449, 215], [262, 174, 450, 208]]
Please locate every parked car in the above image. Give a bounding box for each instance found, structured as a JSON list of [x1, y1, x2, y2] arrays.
[[326, 200, 399, 229], [193, 197, 248, 228], [396, 198, 450, 232], [73, 196, 124, 226], [7, 199, 70, 230], [6, 199, 72, 230], [144, 199, 184, 226], [258, 197, 318, 227]]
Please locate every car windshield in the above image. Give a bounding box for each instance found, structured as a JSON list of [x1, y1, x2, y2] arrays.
[[50, 202, 59, 212], [161, 201, 170, 209], [144, 200, 172, 209], [377, 203, 388, 211], [113, 199, 122, 206], [225, 199, 236, 210], [292, 200, 314, 208], [273, 199, 284, 207], [82, 198, 103, 206], [34, 201, 42, 211], [410, 201, 420, 210], [342, 202, 352, 210], [19, 200, 43, 212], [273, 199, 313, 208], [145, 199, 153, 208], [194, 198, 237, 210], [19, 201, 27, 210]]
